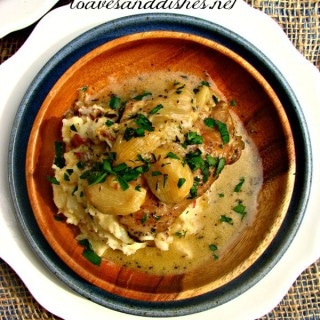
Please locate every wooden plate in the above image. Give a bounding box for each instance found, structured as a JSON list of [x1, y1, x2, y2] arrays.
[[10, 14, 311, 317]]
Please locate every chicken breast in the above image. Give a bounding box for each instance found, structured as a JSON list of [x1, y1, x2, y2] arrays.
[[119, 100, 244, 240]]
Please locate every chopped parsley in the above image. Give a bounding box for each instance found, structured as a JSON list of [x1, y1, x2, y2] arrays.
[[177, 178, 186, 188], [220, 215, 233, 225], [193, 80, 210, 94], [201, 80, 210, 87], [183, 131, 203, 146], [163, 174, 168, 187], [166, 152, 180, 160], [184, 148, 204, 171], [54, 213, 66, 222], [63, 172, 70, 181], [212, 95, 219, 104], [233, 201, 247, 220], [72, 185, 78, 196], [149, 104, 163, 115], [76, 161, 86, 169], [141, 213, 148, 225], [46, 175, 59, 185], [234, 177, 245, 192], [70, 124, 77, 132], [203, 118, 215, 128], [175, 230, 187, 238], [184, 149, 225, 188], [123, 127, 137, 141], [188, 176, 201, 199], [175, 84, 185, 94], [106, 120, 114, 127], [230, 99, 237, 106], [135, 114, 153, 131], [123, 113, 154, 141], [80, 159, 148, 191], [53, 141, 65, 168], [209, 244, 219, 260], [78, 239, 101, 266], [109, 96, 121, 109], [133, 91, 152, 101], [215, 158, 226, 176], [206, 154, 218, 167], [204, 118, 230, 144]]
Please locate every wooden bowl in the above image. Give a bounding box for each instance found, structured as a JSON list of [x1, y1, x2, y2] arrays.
[[10, 14, 311, 317]]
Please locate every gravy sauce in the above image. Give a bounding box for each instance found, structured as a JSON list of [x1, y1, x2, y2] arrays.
[[96, 71, 263, 275]]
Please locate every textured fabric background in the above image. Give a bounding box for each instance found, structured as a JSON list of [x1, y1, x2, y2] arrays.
[[0, 0, 319, 319]]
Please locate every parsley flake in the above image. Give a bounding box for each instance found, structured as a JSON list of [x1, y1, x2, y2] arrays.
[[177, 178, 186, 188], [149, 104, 164, 115], [234, 177, 245, 192]]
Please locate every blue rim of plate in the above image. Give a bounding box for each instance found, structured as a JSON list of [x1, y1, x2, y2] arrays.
[[8, 13, 312, 317]]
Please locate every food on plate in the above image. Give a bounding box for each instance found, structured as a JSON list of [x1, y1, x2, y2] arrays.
[[48, 71, 262, 273]]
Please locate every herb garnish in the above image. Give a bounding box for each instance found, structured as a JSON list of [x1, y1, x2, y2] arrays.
[[220, 215, 233, 225], [188, 176, 201, 199], [109, 96, 121, 109], [184, 149, 222, 183], [175, 230, 187, 238], [54, 141, 65, 168], [184, 148, 203, 171], [234, 177, 245, 192], [163, 174, 168, 187], [209, 244, 219, 260], [46, 175, 59, 185], [70, 124, 77, 132], [78, 239, 102, 266], [233, 200, 247, 220], [175, 84, 185, 94], [193, 80, 210, 94], [133, 91, 152, 101], [80, 158, 148, 191], [166, 152, 180, 160], [212, 95, 219, 104], [149, 104, 163, 115], [123, 113, 154, 141], [106, 120, 114, 127], [201, 80, 210, 87], [76, 161, 85, 169], [215, 158, 226, 176], [141, 213, 148, 225], [54, 213, 66, 222], [177, 178, 186, 188], [182, 131, 203, 147], [204, 118, 230, 144]]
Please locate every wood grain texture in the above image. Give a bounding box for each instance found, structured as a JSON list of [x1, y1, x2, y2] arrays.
[[26, 31, 295, 301]]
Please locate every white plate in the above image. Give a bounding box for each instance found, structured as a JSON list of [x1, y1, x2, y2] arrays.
[[0, 0, 59, 38], [0, 2, 319, 319]]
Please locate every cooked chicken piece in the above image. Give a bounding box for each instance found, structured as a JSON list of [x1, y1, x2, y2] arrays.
[[119, 101, 244, 240]]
